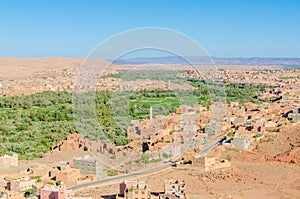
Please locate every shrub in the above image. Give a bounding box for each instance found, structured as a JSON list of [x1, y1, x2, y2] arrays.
[[255, 133, 263, 138], [162, 152, 170, 159], [24, 185, 37, 197], [128, 187, 134, 192], [107, 169, 118, 176], [227, 132, 235, 137], [30, 176, 41, 183], [226, 155, 232, 161]]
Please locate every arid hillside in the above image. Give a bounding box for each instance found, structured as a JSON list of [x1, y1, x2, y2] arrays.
[[0, 57, 85, 80]]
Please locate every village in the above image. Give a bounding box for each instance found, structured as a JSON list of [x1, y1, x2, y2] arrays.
[[1, 72, 300, 198], [1, 0, 300, 197]]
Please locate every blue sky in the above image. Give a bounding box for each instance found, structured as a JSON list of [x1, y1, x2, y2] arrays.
[[0, 0, 300, 58]]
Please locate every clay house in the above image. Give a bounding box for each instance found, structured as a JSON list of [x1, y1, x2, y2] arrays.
[[231, 117, 246, 127], [252, 121, 265, 133], [192, 155, 230, 171], [0, 190, 25, 199], [55, 167, 95, 186], [117, 180, 152, 199], [56, 161, 70, 171], [179, 112, 199, 136], [83, 139, 117, 155], [147, 133, 175, 151], [259, 103, 269, 110], [234, 126, 248, 135], [192, 155, 215, 169], [40, 183, 72, 199], [27, 164, 53, 182], [198, 111, 211, 131], [245, 102, 260, 112], [55, 168, 80, 186], [159, 144, 181, 159], [160, 179, 186, 199], [0, 154, 18, 169], [288, 113, 300, 122], [127, 114, 180, 139], [52, 133, 85, 151], [204, 120, 223, 137], [264, 121, 278, 131], [210, 103, 227, 126], [288, 107, 300, 122], [160, 118, 180, 136], [159, 193, 181, 199], [6, 176, 35, 192], [234, 106, 246, 117], [175, 107, 182, 114], [73, 155, 102, 179], [137, 119, 156, 138], [127, 125, 141, 140]]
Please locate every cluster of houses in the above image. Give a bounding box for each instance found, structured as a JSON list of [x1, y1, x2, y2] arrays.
[[117, 179, 186, 199], [0, 153, 100, 199], [1, 69, 300, 198], [0, 153, 187, 199], [52, 133, 118, 156]]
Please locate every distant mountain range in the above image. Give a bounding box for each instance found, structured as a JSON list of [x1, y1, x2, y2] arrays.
[[111, 56, 300, 66]]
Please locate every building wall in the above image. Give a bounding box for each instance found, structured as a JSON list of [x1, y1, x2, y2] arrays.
[[40, 184, 72, 199], [164, 179, 186, 197], [0, 190, 25, 199], [192, 156, 215, 169], [0, 154, 18, 169], [40, 189, 59, 199], [120, 181, 151, 199], [56, 168, 81, 186], [8, 179, 35, 192], [73, 159, 101, 178]]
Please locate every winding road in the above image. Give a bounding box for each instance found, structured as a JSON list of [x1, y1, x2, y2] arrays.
[[67, 137, 223, 192]]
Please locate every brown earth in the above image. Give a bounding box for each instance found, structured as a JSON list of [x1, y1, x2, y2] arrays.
[[0, 57, 84, 80], [75, 160, 300, 199], [255, 123, 300, 164]]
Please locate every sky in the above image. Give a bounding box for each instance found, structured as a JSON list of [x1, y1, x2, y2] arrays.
[[0, 0, 300, 58]]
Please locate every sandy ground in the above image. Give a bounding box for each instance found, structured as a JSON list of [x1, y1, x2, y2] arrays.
[[0, 57, 84, 80], [75, 160, 300, 199]]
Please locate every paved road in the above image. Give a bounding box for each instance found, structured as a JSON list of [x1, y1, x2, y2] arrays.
[[67, 162, 172, 191], [200, 137, 223, 155]]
